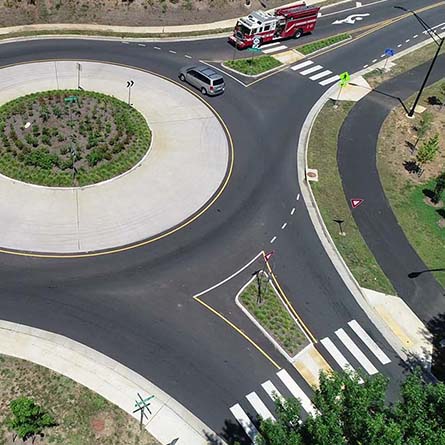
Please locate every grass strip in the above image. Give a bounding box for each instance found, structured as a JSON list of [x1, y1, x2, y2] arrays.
[[224, 55, 282, 75], [239, 273, 309, 356], [308, 100, 395, 294], [297, 33, 350, 55], [0, 354, 160, 444]]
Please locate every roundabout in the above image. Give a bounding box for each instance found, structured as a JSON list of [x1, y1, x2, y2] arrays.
[[0, 60, 230, 254]]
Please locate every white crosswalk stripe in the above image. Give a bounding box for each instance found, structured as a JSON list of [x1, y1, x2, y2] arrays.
[[320, 337, 357, 373], [348, 320, 391, 365], [309, 69, 332, 80], [230, 403, 259, 442], [335, 328, 378, 375], [246, 391, 275, 421], [261, 42, 282, 48], [262, 45, 287, 54], [261, 380, 285, 403], [291, 60, 314, 71], [319, 74, 340, 86], [300, 65, 324, 75], [277, 369, 316, 415]]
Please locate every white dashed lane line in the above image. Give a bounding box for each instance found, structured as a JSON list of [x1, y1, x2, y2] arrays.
[[363, 64, 368, 68], [296, 193, 300, 200], [270, 236, 277, 244], [281, 223, 287, 230], [413, 34, 418, 38], [138, 43, 146, 47], [397, 44, 402, 48], [154, 46, 161, 50], [169, 50, 177, 54], [372, 58, 378, 63], [290, 207, 296, 215], [185, 55, 192, 59], [405, 39, 410, 43]]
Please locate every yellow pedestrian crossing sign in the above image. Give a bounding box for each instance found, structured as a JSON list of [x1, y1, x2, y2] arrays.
[[339, 71, 350, 87]]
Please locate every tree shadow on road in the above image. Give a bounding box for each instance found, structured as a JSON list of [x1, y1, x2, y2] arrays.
[[205, 417, 255, 445]]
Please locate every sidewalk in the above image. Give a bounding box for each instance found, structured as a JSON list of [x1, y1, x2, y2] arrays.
[[0, 320, 222, 445], [0, 61, 228, 254]]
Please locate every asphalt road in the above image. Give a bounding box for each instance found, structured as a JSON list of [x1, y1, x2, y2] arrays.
[[0, 1, 443, 443]]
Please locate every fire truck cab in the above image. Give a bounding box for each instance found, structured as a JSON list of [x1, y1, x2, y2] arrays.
[[229, 2, 320, 49]]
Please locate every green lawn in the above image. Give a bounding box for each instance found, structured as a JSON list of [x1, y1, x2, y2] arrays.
[[297, 33, 350, 55], [308, 100, 395, 294], [239, 273, 309, 356], [224, 55, 282, 75]]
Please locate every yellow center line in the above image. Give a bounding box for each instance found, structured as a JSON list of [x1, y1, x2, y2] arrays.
[[193, 294, 281, 370]]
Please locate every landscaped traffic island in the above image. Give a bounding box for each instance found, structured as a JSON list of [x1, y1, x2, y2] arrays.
[[0, 90, 151, 187]]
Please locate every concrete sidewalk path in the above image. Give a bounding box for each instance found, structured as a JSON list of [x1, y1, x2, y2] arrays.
[[0, 320, 223, 445], [0, 61, 229, 254]]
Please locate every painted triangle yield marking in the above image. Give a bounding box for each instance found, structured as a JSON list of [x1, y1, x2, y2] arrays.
[[351, 198, 364, 209]]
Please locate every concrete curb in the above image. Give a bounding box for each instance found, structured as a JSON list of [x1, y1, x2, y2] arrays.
[[0, 320, 223, 445]]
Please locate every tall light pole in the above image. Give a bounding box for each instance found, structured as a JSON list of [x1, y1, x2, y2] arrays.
[[394, 6, 444, 117]]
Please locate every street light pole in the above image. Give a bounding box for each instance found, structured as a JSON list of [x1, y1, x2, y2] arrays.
[[394, 6, 444, 117]]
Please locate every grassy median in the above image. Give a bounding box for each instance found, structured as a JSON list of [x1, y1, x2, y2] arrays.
[[297, 33, 350, 55], [308, 100, 395, 294], [224, 55, 282, 76], [239, 273, 309, 356]]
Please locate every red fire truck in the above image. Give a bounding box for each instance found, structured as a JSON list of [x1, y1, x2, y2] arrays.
[[229, 2, 320, 49]]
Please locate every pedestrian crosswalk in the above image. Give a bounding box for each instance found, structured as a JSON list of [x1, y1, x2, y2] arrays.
[[290, 59, 340, 87], [228, 319, 392, 443], [260, 42, 289, 54]]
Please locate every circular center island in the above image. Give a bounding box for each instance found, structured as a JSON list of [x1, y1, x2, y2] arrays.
[[0, 61, 230, 255]]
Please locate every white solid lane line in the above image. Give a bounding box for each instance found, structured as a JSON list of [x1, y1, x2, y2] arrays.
[[246, 392, 275, 421], [320, 337, 356, 373], [319, 75, 340, 86], [277, 369, 316, 415], [291, 60, 314, 71], [300, 65, 324, 75], [348, 320, 391, 365], [309, 69, 332, 80], [262, 380, 285, 403], [230, 404, 259, 442], [335, 328, 378, 375], [262, 45, 287, 54]]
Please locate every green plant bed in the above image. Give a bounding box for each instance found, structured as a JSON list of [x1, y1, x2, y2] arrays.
[[224, 55, 282, 75], [0, 89, 151, 187], [238, 273, 309, 356], [298, 33, 350, 55], [308, 100, 395, 294]]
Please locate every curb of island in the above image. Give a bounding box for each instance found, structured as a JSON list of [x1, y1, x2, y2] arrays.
[[296, 34, 445, 364]]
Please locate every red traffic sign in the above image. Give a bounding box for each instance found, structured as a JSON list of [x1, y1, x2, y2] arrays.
[[264, 251, 275, 262], [351, 198, 364, 209]]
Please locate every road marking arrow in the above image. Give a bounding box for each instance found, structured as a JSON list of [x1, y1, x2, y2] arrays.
[[332, 13, 370, 25], [351, 198, 364, 209]]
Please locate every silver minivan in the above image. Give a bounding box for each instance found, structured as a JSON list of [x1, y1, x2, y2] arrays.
[[179, 65, 225, 96]]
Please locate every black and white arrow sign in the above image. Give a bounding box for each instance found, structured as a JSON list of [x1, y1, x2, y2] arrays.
[[127, 80, 134, 88]]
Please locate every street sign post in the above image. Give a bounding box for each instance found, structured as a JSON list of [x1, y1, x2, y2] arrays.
[[126, 80, 135, 106], [133, 393, 154, 431], [77, 63, 82, 89], [252, 36, 261, 49], [382, 48, 395, 73], [338, 71, 351, 87]]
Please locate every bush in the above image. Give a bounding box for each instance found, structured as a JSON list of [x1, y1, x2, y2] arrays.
[[24, 148, 59, 170], [87, 147, 106, 166]]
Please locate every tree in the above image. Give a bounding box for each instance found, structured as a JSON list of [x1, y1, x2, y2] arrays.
[[258, 369, 445, 445], [432, 172, 445, 204], [416, 133, 440, 166], [7, 397, 55, 441]]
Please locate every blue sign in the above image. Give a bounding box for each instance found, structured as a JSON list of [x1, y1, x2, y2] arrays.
[[384, 48, 395, 57]]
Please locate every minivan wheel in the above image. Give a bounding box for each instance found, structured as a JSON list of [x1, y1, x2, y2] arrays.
[[201, 87, 207, 95], [179, 74, 186, 81]]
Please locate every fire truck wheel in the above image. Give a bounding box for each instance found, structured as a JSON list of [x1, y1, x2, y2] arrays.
[[294, 28, 303, 39], [179, 74, 186, 81], [201, 87, 207, 95]]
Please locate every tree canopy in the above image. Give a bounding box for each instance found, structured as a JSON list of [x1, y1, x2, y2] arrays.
[[258, 369, 445, 445]]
